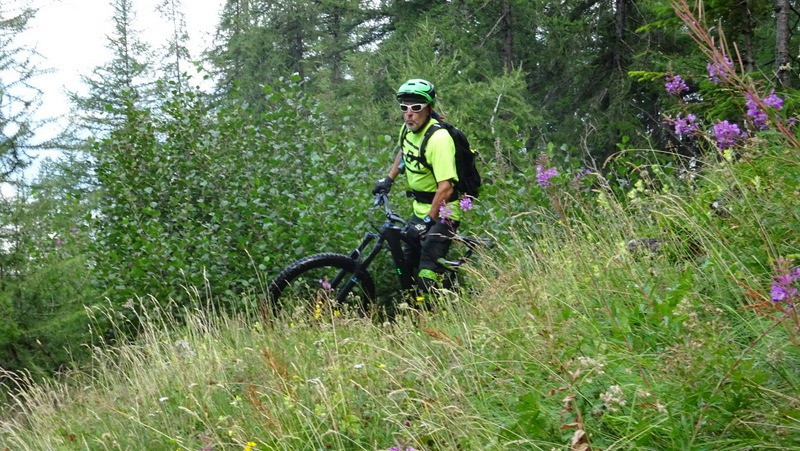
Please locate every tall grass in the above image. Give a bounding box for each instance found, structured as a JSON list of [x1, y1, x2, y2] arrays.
[[1, 148, 798, 450]]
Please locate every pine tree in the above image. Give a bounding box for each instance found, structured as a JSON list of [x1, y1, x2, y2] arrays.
[[156, 0, 191, 92], [0, 3, 43, 180], [69, 0, 153, 135]]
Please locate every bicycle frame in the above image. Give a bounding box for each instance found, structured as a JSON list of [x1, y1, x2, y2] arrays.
[[326, 193, 488, 305], [336, 194, 416, 301]]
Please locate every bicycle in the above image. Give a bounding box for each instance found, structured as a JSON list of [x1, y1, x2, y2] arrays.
[[266, 193, 490, 319]]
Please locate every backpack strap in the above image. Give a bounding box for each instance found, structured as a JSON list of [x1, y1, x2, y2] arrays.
[[417, 122, 442, 170]]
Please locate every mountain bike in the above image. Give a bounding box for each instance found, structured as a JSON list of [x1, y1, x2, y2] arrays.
[[266, 193, 490, 319]]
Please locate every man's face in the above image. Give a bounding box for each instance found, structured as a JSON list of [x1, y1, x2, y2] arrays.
[[400, 101, 430, 132]]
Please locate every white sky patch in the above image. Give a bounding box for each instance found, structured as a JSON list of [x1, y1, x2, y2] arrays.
[[5, 0, 224, 186]]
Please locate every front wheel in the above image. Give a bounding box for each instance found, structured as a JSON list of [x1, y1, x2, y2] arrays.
[[266, 253, 376, 320]]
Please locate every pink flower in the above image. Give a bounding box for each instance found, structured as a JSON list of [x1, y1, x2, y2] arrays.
[[459, 195, 473, 212], [536, 165, 558, 188]]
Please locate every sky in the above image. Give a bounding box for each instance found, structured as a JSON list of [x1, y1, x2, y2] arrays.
[[7, 0, 224, 188]]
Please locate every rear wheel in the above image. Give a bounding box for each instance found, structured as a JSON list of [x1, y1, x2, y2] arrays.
[[266, 253, 376, 320]]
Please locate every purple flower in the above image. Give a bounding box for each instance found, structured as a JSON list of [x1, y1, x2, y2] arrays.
[[707, 56, 733, 83], [711, 120, 746, 149], [763, 91, 784, 109], [745, 94, 769, 129], [771, 283, 797, 303], [673, 113, 698, 136], [749, 109, 769, 129], [439, 203, 454, 221], [536, 165, 558, 188], [770, 259, 799, 303], [319, 279, 332, 292], [665, 75, 689, 96], [459, 195, 473, 212]]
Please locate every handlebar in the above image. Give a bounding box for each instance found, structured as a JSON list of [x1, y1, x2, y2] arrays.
[[373, 193, 406, 226]]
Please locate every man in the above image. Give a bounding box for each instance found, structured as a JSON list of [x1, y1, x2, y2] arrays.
[[372, 78, 462, 292]]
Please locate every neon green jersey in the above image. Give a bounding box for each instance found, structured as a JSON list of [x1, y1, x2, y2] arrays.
[[400, 119, 461, 220]]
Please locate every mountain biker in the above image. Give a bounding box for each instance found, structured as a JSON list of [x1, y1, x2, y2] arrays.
[[372, 78, 462, 293]]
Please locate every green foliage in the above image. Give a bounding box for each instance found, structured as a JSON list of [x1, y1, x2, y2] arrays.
[[0, 156, 97, 378], [3, 135, 800, 448], [0, 4, 43, 179], [90, 76, 397, 321]]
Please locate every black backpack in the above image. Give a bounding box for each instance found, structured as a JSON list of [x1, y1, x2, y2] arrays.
[[404, 121, 482, 198]]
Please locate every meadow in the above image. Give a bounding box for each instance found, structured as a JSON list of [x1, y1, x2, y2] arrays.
[[1, 141, 798, 450]]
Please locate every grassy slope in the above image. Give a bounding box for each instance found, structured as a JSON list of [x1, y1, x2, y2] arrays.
[[1, 149, 798, 450]]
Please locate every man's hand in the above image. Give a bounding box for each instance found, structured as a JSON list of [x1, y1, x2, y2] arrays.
[[372, 177, 394, 195], [406, 220, 433, 241]]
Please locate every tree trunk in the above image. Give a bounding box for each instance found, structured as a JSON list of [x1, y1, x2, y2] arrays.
[[739, 0, 756, 73], [775, 0, 791, 87]]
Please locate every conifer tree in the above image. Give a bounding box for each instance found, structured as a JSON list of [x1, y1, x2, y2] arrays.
[[69, 0, 153, 134], [0, 4, 43, 180], [156, 0, 191, 92]]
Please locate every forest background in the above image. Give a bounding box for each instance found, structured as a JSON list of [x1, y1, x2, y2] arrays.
[[0, 0, 799, 448]]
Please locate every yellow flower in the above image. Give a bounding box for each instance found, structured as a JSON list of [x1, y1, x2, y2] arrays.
[[244, 441, 257, 451]]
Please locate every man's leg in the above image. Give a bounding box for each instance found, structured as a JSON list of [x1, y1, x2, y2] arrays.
[[403, 216, 423, 277], [417, 220, 460, 292]]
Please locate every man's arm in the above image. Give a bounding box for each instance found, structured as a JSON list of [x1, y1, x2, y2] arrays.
[[427, 179, 454, 220], [373, 150, 404, 194], [387, 149, 403, 180]]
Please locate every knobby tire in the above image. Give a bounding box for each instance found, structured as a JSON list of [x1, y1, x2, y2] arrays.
[[266, 253, 376, 318]]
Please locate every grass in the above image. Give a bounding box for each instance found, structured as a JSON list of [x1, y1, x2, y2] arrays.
[[1, 150, 799, 450]]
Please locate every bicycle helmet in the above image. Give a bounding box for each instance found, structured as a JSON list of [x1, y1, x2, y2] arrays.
[[397, 79, 436, 105]]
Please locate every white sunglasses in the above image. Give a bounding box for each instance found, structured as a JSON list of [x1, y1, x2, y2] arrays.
[[399, 103, 428, 113]]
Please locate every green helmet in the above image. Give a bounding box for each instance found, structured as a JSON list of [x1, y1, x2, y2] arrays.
[[396, 79, 436, 105]]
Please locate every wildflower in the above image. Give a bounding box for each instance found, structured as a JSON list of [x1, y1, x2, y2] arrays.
[[665, 75, 689, 96], [673, 113, 698, 136], [314, 301, 323, 319], [319, 279, 332, 292], [244, 442, 257, 451], [770, 258, 800, 303], [599, 385, 626, 413], [763, 90, 784, 109], [536, 165, 558, 188], [459, 195, 473, 212], [439, 203, 454, 221], [745, 94, 769, 129], [711, 120, 746, 149], [575, 168, 594, 180], [707, 56, 733, 83], [770, 284, 796, 303]]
